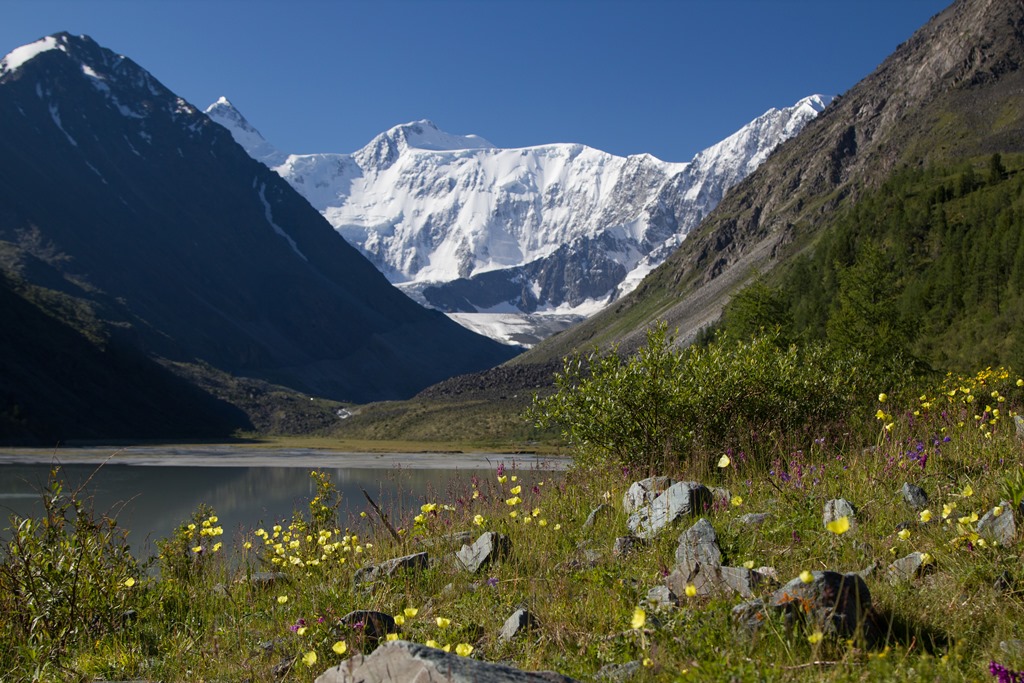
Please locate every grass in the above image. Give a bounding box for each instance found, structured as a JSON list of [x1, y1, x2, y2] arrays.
[[3, 370, 1024, 682]]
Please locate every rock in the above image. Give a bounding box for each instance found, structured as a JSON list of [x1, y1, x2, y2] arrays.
[[244, 571, 290, 588], [626, 482, 712, 539], [901, 482, 928, 509], [623, 477, 673, 514], [612, 535, 647, 557], [498, 608, 539, 642], [315, 640, 579, 683], [582, 504, 611, 530], [977, 502, 1017, 546], [1015, 414, 1024, 441], [769, 571, 873, 638], [823, 498, 857, 530], [738, 513, 769, 527], [340, 610, 397, 641], [886, 552, 933, 583], [666, 562, 772, 600], [457, 532, 511, 573], [353, 552, 429, 585], [674, 518, 723, 571], [732, 599, 768, 636], [645, 585, 679, 608], [595, 661, 642, 682]]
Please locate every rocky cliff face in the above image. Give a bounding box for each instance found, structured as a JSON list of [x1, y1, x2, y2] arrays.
[[520, 0, 1024, 364]]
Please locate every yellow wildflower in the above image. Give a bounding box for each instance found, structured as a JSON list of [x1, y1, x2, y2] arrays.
[[332, 641, 347, 655], [800, 570, 814, 584], [631, 608, 646, 630], [807, 631, 824, 644], [456, 643, 473, 657], [717, 454, 731, 468], [825, 516, 850, 535], [302, 651, 317, 667], [436, 617, 451, 628], [685, 583, 698, 597]]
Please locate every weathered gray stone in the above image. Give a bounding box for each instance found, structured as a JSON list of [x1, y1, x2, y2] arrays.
[[315, 640, 579, 683], [415, 531, 473, 549], [340, 610, 396, 641], [498, 608, 539, 642], [732, 598, 768, 636], [738, 512, 769, 527], [612, 535, 647, 557], [886, 552, 933, 583], [769, 571, 872, 638], [353, 552, 429, 585], [582, 504, 611, 530], [457, 532, 511, 573], [645, 585, 678, 608], [977, 501, 1017, 546], [901, 482, 928, 509], [674, 518, 722, 570], [623, 477, 673, 514], [594, 661, 641, 682], [823, 498, 857, 530], [666, 562, 772, 599], [626, 482, 712, 539]]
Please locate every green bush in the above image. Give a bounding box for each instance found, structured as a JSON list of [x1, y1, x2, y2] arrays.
[[530, 323, 872, 471]]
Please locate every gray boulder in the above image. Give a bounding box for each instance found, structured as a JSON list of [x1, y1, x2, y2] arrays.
[[612, 535, 647, 557], [886, 552, 934, 583], [627, 482, 711, 539], [901, 482, 928, 509], [738, 512, 769, 528], [315, 640, 579, 683], [977, 501, 1017, 546], [769, 571, 873, 637], [498, 608, 539, 642], [674, 518, 723, 570], [666, 562, 772, 600], [457, 532, 511, 573], [645, 585, 679, 608], [354, 552, 429, 585], [622, 477, 673, 514]]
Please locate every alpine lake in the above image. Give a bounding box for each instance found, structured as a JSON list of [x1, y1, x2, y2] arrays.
[[0, 446, 569, 558]]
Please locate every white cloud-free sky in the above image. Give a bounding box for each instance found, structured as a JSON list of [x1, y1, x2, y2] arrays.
[[2, 0, 950, 162]]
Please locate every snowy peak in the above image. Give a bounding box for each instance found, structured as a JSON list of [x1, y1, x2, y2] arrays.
[[205, 96, 286, 166], [354, 119, 495, 169]]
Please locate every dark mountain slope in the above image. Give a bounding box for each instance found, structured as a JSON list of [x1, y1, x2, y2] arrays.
[[519, 0, 1024, 364], [0, 33, 518, 437]]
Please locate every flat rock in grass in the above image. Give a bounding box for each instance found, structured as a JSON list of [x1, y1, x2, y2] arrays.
[[666, 562, 773, 600], [769, 571, 873, 638], [340, 610, 397, 641], [901, 482, 929, 509], [977, 502, 1017, 546], [353, 552, 429, 585], [457, 531, 511, 573], [623, 477, 673, 514], [582, 503, 611, 530], [738, 512, 769, 528], [416, 531, 473, 549], [886, 552, 934, 583], [674, 518, 722, 569], [315, 640, 579, 683], [626, 482, 711, 539], [823, 498, 857, 530], [498, 608, 539, 642]]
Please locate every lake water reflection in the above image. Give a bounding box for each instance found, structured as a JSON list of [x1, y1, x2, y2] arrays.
[[0, 455, 565, 557]]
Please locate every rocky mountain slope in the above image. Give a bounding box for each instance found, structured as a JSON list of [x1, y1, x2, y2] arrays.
[[518, 0, 1024, 365], [207, 96, 828, 346], [0, 33, 518, 442]]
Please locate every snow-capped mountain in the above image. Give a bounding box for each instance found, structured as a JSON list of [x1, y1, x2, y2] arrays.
[[207, 95, 829, 346]]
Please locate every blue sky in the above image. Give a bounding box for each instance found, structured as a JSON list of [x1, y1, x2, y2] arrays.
[[3, 0, 950, 162]]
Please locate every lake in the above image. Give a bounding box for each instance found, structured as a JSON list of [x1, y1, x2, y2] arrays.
[[0, 447, 569, 557]]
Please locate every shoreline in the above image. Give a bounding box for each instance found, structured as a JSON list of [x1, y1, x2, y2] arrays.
[[0, 445, 572, 470]]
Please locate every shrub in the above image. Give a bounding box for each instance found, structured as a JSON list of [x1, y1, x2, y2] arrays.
[[530, 323, 872, 471]]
